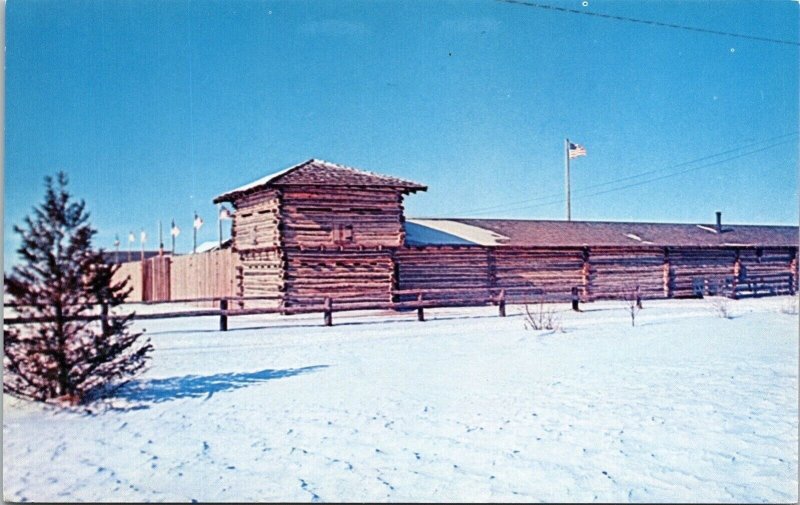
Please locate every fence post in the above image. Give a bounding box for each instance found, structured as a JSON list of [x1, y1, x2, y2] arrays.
[[219, 298, 228, 332], [417, 293, 424, 322], [100, 302, 109, 335], [635, 285, 642, 309], [571, 286, 580, 312], [498, 289, 506, 317], [324, 297, 333, 327]]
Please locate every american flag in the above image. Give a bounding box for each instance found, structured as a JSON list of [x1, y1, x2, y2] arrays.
[[568, 142, 587, 159]]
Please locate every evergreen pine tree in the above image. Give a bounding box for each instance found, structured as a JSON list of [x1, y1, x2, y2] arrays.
[[4, 172, 152, 404]]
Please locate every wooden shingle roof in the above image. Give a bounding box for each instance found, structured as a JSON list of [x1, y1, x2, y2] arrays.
[[405, 218, 799, 248], [214, 159, 427, 203]]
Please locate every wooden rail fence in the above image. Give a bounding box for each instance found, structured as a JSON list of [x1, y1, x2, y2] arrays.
[[3, 287, 548, 330], [5, 276, 795, 332]]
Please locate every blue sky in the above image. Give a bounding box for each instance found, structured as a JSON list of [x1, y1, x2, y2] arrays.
[[4, 0, 798, 268]]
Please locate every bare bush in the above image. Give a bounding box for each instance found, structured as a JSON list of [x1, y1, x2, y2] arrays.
[[619, 285, 642, 327], [707, 284, 735, 319], [523, 298, 562, 332], [708, 296, 733, 319], [780, 297, 799, 315]]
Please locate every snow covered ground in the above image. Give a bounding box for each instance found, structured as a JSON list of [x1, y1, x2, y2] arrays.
[[4, 296, 798, 502]]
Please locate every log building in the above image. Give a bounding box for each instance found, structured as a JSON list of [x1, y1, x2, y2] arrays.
[[213, 159, 426, 307], [213, 159, 798, 305], [119, 159, 800, 304]]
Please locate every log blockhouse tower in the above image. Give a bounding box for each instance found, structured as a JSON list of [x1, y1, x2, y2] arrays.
[[213, 159, 426, 307], [119, 159, 799, 304]]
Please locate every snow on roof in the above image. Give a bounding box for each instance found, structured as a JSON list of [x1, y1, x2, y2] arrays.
[[193, 239, 232, 254], [214, 163, 302, 201], [214, 159, 426, 203], [696, 224, 719, 234], [194, 241, 220, 253], [405, 219, 510, 246]]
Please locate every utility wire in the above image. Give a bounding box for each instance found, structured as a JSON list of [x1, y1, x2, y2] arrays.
[[461, 137, 796, 216], [497, 0, 800, 47], [461, 132, 799, 215]]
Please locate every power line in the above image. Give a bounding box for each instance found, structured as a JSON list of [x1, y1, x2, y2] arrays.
[[482, 137, 797, 214], [497, 0, 800, 47], [461, 132, 799, 215], [461, 137, 797, 216]]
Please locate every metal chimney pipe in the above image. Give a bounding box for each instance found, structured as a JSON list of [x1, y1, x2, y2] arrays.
[[716, 211, 722, 233]]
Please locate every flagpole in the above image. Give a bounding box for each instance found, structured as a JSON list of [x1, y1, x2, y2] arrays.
[[158, 220, 164, 256], [171, 219, 176, 255], [218, 204, 223, 247], [565, 138, 571, 222], [193, 212, 197, 254]]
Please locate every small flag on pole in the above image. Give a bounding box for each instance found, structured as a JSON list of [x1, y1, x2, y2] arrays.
[[219, 206, 232, 220], [568, 142, 587, 159], [170, 219, 180, 255], [193, 214, 204, 230], [139, 229, 147, 261], [128, 232, 136, 243]]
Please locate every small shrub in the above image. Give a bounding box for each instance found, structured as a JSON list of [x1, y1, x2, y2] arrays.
[[619, 285, 642, 327], [708, 296, 733, 319], [780, 297, 799, 316], [523, 298, 562, 332], [707, 284, 735, 319]]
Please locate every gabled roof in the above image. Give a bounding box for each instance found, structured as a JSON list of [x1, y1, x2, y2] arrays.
[[214, 159, 427, 203], [405, 218, 799, 248]]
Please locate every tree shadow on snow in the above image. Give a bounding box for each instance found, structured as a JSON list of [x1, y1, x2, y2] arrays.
[[114, 365, 329, 404]]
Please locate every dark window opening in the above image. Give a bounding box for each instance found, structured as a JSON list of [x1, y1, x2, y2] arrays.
[[332, 224, 354, 244]]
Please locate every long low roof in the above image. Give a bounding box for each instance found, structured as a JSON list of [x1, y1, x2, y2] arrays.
[[405, 218, 799, 248]]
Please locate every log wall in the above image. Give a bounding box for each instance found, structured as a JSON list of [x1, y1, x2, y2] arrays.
[[231, 189, 285, 307], [238, 248, 284, 307], [281, 187, 405, 249], [395, 245, 798, 302], [232, 189, 282, 251], [395, 247, 492, 300], [492, 247, 585, 302], [229, 185, 411, 306], [668, 248, 737, 297], [283, 250, 394, 306], [736, 248, 796, 296], [588, 247, 666, 300]]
